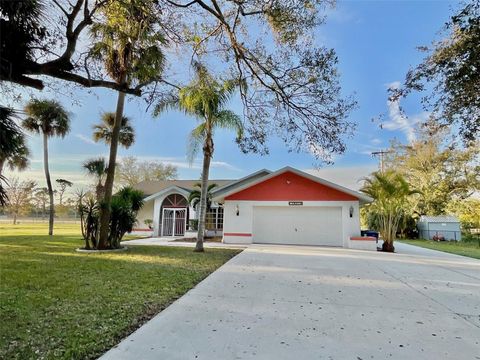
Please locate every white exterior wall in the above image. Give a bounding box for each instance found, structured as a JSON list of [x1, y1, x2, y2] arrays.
[[135, 200, 154, 229], [223, 200, 361, 247]]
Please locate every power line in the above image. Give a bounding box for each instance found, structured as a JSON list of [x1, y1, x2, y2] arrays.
[[371, 149, 393, 173]]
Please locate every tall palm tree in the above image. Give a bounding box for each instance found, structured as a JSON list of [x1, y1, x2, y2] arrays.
[[361, 170, 420, 252], [23, 99, 70, 236], [0, 174, 8, 207], [89, 0, 166, 249], [83, 158, 108, 201], [0, 106, 30, 176], [92, 112, 135, 148], [157, 62, 243, 251]]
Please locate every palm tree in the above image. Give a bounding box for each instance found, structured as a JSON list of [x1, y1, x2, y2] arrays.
[[0, 106, 30, 176], [361, 170, 420, 252], [157, 62, 243, 251], [188, 183, 217, 211], [0, 174, 8, 207], [23, 99, 70, 236], [83, 158, 108, 201], [92, 112, 135, 148], [89, 0, 166, 249]]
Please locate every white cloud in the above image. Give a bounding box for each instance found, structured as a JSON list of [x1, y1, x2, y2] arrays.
[[304, 165, 377, 191], [308, 143, 336, 163], [370, 138, 382, 145], [382, 81, 430, 143], [75, 134, 97, 146], [118, 155, 240, 172]]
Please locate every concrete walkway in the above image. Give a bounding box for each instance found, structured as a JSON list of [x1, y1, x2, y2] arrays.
[[101, 244, 480, 360], [122, 237, 248, 249]]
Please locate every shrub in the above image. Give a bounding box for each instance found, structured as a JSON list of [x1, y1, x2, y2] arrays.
[[78, 187, 144, 249], [144, 219, 153, 229], [189, 219, 199, 231]]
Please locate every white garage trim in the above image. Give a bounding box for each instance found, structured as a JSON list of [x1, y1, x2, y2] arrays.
[[252, 206, 343, 246], [222, 200, 360, 247]]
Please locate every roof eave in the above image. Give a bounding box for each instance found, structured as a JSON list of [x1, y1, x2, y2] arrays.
[[143, 185, 191, 202]]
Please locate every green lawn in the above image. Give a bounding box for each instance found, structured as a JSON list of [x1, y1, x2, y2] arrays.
[[0, 223, 240, 360], [400, 238, 480, 260]]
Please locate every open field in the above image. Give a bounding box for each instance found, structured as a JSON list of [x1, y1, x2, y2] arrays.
[[399, 238, 480, 260], [0, 223, 240, 360]]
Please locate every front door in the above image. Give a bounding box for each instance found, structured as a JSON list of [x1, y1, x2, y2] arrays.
[[162, 208, 186, 236]]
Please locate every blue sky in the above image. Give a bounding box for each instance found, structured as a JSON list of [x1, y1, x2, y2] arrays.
[[5, 0, 456, 191]]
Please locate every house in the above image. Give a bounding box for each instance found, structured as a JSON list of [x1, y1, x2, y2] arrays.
[[417, 215, 462, 241], [133, 166, 374, 249]]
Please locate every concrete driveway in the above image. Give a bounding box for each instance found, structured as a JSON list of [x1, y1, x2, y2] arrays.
[[101, 243, 480, 360]]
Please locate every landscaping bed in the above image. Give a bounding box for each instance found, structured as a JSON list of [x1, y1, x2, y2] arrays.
[[173, 236, 222, 243], [0, 223, 240, 360]]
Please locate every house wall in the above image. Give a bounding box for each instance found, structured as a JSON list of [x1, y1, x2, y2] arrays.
[[222, 200, 361, 247], [135, 200, 154, 230]]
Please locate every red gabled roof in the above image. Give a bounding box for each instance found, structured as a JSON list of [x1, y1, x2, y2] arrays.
[[225, 170, 358, 201]]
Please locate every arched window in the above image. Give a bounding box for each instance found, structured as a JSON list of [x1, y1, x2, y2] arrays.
[[161, 194, 188, 208]]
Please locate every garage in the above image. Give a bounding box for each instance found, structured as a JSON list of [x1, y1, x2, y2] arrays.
[[252, 206, 343, 246], [212, 166, 372, 248]]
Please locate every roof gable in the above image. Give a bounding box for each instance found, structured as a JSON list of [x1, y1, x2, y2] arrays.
[[143, 185, 191, 202], [223, 169, 364, 202]]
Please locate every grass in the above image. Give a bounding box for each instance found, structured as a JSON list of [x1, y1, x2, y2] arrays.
[[399, 238, 480, 260], [0, 223, 241, 360]]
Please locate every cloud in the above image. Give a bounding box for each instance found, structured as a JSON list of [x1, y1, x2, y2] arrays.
[[304, 165, 377, 191], [308, 143, 336, 163], [370, 138, 382, 145], [75, 134, 97, 146], [382, 81, 430, 143], [4, 169, 92, 190], [118, 155, 241, 172]]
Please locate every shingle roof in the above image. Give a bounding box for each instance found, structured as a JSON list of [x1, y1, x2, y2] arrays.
[[133, 179, 234, 196], [419, 215, 459, 223]]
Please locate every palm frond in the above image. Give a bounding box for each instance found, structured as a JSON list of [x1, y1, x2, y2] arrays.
[[23, 99, 70, 137]]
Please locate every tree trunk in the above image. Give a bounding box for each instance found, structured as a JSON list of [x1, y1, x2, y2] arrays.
[[13, 213, 17, 225], [382, 241, 395, 252], [0, 157, 5, 176], [98, 86, 126, 249], [196, 126, 214, 252], [43, 133, 54, 236]]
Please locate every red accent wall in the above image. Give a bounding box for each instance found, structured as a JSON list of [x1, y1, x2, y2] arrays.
[[225, 171, 358, 201]]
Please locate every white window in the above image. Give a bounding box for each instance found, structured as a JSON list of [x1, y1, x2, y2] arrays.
[[206, 206, 224, 230]]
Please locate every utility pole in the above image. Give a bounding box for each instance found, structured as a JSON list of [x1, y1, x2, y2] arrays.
[[371, 150, 393, 173]]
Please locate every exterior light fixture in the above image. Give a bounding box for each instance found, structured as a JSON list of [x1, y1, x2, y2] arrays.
[[235, 205, 240, 216], [349, 206, 354, 218]]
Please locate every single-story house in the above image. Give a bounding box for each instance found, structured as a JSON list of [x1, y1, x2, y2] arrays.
[[134, 166, 374, 249], [417, 215, 462, 241]]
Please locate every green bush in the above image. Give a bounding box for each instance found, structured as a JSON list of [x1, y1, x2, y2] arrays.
[[144, 219, 153, 229], [462, 232, 480, 245], [78, 186, 144, 249], [189, 219, 198, 231]]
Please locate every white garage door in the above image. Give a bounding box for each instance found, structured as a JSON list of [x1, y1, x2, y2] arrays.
[[253, 206, 343, 246]]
